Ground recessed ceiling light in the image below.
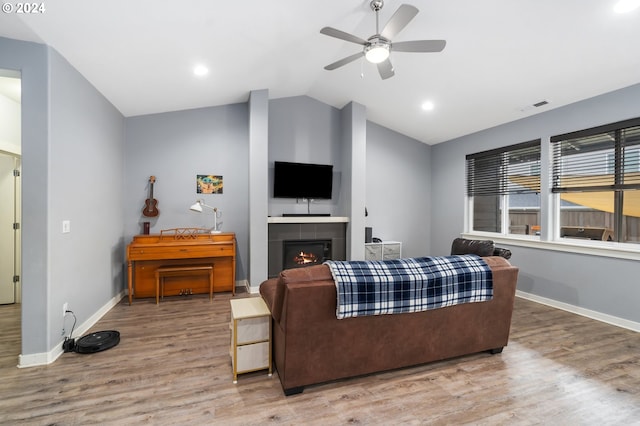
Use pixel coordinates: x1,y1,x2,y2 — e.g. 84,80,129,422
614,0,640,13
193,65,209,77
421,101,435,111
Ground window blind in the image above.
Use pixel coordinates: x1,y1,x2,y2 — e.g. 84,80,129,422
551,120,640,193
466,140,541,196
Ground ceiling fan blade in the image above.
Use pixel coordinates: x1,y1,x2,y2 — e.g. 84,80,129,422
377,59,395,80
380,4,419,40
392,40,446,53
324,52,365,70
320,27,367,45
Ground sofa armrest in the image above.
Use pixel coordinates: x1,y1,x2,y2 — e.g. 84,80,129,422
259,278,279,319
493,247,512,259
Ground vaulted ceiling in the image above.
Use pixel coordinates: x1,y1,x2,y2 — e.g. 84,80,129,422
1,0,639,144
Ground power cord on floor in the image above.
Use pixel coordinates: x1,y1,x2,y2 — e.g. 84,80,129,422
62,310,77,353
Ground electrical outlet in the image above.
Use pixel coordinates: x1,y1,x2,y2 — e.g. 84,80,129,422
63,302,68,317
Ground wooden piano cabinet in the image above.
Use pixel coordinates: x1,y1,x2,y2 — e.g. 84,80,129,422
126,232,236,304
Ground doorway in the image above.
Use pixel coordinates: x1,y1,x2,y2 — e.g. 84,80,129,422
0,152,21,304
0,71,22,366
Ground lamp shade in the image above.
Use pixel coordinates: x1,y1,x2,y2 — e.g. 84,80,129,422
189,199,221,233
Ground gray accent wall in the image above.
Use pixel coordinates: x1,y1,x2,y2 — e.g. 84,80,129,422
123,104,250,281
431,82,640,323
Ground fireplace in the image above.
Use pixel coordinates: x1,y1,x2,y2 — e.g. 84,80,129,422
282,239,332,270
268,219,346,278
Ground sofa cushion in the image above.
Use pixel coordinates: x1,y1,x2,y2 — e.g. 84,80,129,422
451,237,495,257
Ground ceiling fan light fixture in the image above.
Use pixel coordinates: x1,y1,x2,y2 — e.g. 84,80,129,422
365,43,390,64
320,2,446,79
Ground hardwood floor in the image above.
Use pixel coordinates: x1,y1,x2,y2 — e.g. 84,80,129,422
1,294,639,425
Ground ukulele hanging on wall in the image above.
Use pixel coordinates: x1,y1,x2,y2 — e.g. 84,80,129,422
142,175,159,217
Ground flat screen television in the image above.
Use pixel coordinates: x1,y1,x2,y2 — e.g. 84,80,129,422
273,161,333,199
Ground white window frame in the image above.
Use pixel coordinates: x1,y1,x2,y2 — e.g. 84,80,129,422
463,119,640,261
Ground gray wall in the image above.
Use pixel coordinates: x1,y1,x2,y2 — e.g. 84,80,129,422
0,37,125,357
122,95,423,288
341,102,367,260
248,90,269,287
431,82,640,323
48,49,125,346
366,122,431,258
124,104,250,281
267,96,343,217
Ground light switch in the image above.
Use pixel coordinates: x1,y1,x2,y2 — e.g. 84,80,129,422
62,220,71,233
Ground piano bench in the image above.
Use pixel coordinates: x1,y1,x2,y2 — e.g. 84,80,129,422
155,265,214,304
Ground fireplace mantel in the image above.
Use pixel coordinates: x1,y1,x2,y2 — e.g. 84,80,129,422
267,216,349,224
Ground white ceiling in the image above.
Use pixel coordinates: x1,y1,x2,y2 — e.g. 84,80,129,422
1,0,639,145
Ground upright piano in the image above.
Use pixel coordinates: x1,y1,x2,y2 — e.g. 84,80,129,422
126,230,236,304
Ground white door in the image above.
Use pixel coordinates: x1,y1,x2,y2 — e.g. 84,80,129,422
0,153,19,304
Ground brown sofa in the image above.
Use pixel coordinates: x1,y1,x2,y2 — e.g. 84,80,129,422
259,256,519,395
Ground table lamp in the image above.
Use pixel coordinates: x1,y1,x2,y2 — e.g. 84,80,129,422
189,199,222,233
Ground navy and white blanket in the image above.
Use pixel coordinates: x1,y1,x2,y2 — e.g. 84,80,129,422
325,255,493,319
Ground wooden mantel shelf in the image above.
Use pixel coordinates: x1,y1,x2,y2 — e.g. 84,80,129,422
267,216,349,224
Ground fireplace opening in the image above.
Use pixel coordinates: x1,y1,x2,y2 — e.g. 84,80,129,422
283,239,332,270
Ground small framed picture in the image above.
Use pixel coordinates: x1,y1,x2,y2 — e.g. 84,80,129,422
197,175,223,194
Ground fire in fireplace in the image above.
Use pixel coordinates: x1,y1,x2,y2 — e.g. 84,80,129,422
282,239,332,270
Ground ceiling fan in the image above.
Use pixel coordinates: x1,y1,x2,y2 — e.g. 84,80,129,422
320,0,446,80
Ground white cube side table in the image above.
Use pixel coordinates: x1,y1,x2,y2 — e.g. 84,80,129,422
229,297,272,383
364,241,402,260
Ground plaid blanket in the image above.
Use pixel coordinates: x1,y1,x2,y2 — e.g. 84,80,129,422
325,255,493,319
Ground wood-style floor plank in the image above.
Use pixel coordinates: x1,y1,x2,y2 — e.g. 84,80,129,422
0,293,639,425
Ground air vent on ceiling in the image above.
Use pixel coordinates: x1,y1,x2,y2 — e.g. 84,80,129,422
520,99,551,112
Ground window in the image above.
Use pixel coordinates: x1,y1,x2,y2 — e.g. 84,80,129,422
551,118,640,244
466,140,541,236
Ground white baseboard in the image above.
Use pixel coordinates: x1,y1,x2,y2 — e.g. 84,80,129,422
235,279,251,294
18,291,125,368
516,290,640,332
